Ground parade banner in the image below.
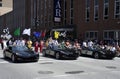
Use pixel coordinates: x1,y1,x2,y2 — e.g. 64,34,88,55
54,0,61,22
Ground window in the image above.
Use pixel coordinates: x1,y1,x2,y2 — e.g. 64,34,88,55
94,0,99,21
104,31,115,40
115,0,120,19
103,0,109,19
85,0,90,22
85,31,98,40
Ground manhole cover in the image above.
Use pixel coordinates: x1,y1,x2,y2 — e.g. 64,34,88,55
65,71,84,74
39,62,53,64
38,71,54,74
106,66,117,69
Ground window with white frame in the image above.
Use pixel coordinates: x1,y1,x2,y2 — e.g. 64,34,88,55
85,0,90,22
115,0,120,19
94,0,99,21
85,31,98,40
103,0,109,19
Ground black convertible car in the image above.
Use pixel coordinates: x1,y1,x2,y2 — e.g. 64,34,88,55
3,46,39,62
42,45,79,60
80,46,117,59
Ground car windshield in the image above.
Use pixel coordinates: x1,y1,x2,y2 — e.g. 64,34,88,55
12,46,28,51
53,45,66,50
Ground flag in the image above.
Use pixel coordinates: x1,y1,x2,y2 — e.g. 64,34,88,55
54,31,60,39
14,28,20,36
22,28,31,36
41,30,46,38
33,32,41,38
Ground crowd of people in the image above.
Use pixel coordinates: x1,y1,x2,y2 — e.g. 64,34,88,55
0,37,120,56
0,37,44,53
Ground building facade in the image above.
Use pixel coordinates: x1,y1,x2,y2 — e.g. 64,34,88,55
75,0,120,42
26,0,120,41
0,0,13,16
0,0,25,36
0,0,120,42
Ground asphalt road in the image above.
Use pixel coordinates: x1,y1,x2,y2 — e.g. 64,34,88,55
0,49,120,79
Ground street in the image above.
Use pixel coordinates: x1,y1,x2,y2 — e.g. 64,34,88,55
0,49,120,79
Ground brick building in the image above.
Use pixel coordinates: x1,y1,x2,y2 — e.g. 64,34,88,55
0,0,120,42
26,0,120,42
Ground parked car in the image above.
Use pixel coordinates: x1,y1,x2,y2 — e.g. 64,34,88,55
42,45,79,60
3,45,39,62
79,46,116,59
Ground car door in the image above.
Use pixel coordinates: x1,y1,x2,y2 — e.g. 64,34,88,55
86,49,93,56
81,47,88,54
45,48,50,55
49,48,55,56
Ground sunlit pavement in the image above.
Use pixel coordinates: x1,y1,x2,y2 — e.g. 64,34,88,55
0,48,120,79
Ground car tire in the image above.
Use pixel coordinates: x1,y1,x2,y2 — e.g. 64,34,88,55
55,52,60,59
93,52,99,59
11,54,17,63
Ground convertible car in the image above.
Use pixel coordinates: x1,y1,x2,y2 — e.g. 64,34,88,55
3,46,39,62
79,46,117,59
42,45,79,60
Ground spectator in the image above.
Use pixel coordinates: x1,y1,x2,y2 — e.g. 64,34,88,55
34,41,39,52
0,38,4,50
39,40,44,53
27,39,33,49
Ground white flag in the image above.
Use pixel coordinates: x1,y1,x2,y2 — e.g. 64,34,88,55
22,28,31,36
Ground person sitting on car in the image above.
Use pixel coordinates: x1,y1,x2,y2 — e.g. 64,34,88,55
115,45,120,56
65,40,72,49
88,40,94,50
73,40,81,50
82,40,88,48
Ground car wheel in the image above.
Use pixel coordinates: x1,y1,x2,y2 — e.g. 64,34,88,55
11,54,17,63
3,51,7,59
93,52,99,59
55,52,60,59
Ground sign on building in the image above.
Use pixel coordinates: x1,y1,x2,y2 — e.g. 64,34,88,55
54,0,61,22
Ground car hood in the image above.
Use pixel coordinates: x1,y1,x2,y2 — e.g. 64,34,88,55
57,49,75,54
14,50,37,56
